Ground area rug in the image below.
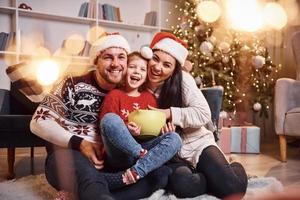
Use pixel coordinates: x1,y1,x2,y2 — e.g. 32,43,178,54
0,174,283,200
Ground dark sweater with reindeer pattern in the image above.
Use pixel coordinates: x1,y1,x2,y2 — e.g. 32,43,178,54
30,71,108,154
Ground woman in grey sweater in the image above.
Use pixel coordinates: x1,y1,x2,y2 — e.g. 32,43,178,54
146,32,248,199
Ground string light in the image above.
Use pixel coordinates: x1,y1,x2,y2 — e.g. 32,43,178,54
168,0,280,115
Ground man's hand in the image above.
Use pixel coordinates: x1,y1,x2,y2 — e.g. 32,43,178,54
127,122,141,136
79,139,104,170
161,122,176,134
148,105,171,120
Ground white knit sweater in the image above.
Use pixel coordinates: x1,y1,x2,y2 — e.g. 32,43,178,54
165,71,219,167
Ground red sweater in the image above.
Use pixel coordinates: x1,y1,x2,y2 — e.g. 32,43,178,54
99,89,157,123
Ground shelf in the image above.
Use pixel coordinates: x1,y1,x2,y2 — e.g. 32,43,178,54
161,27,173,32
0,50,17,56
1,0,178,69
20,52,89,60
18,9,97,25
98,19,159,32
16,8,159,32
0,6,16,14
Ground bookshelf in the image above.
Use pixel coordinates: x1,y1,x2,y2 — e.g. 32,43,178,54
0,0,179,89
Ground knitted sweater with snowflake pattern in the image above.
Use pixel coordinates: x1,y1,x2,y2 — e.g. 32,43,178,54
30,71,108,153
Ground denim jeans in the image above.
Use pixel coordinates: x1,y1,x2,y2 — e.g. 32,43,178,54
45,149,113,200
100,113,182,178
45,148,171,200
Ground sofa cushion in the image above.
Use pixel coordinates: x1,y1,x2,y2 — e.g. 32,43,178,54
284,107,300,136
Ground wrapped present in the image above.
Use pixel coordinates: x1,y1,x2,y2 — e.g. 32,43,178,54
231,126,260,153
218,127,231,154
221,111,253,127
222,118,235,127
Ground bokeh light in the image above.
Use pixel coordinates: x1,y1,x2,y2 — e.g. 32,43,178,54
21,30,44,54
226,0,263,32
86,26,105,44
64,34,85,55
279,0,298,24
36,59,60,86
263,2,287,30
196,1,221,23
33,46,51,57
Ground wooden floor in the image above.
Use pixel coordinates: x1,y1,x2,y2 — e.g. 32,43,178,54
0,138,300,188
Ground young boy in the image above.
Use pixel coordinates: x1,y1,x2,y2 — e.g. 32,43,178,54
99,51,182,188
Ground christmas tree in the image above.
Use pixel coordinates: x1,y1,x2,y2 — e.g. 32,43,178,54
170,0,284,118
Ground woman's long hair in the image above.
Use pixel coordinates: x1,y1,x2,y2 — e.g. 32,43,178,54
157,57,184,136
157,58,194,168
157,60,183,110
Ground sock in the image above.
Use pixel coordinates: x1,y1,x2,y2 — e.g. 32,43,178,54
103,172,126,190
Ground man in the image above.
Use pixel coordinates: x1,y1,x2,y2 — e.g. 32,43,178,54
30,33,170,200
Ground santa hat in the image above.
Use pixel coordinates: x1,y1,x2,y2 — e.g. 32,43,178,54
89,32,130,64
149,32,188,66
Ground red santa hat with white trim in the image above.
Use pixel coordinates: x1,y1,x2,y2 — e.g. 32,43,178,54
90,32,130,64
146,32,188,66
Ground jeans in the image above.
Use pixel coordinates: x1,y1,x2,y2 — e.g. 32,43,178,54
167,145,248,199
45,149,113,200
100,113,182,178
45,148,171,200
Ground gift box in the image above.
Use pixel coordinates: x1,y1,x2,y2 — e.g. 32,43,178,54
230,126,260,153
221,112,253,127
218,127,231,154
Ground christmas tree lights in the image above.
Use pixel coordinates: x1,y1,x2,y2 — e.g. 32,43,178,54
168,0,283,117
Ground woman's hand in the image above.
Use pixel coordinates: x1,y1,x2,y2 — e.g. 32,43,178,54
127,122,141,136
79,139,104,170
148,105,172,120
161,122,176,134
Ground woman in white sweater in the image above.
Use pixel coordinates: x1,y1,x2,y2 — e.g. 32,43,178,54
146,32,248,199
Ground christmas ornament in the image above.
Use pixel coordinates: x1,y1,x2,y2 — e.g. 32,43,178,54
218,42,230,53
220,110,228,119
252,55,265,69
194,25,206,35
171,1,282,117
253,102,262,111
222,56,229,63
200,41,214,54
180,22,189,31
194,76,202,87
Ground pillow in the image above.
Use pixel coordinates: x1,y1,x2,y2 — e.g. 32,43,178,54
6,62,46,103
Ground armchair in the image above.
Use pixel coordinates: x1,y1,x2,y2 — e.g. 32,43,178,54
274,31,300,162
0,85,45,179
201,86,224,141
